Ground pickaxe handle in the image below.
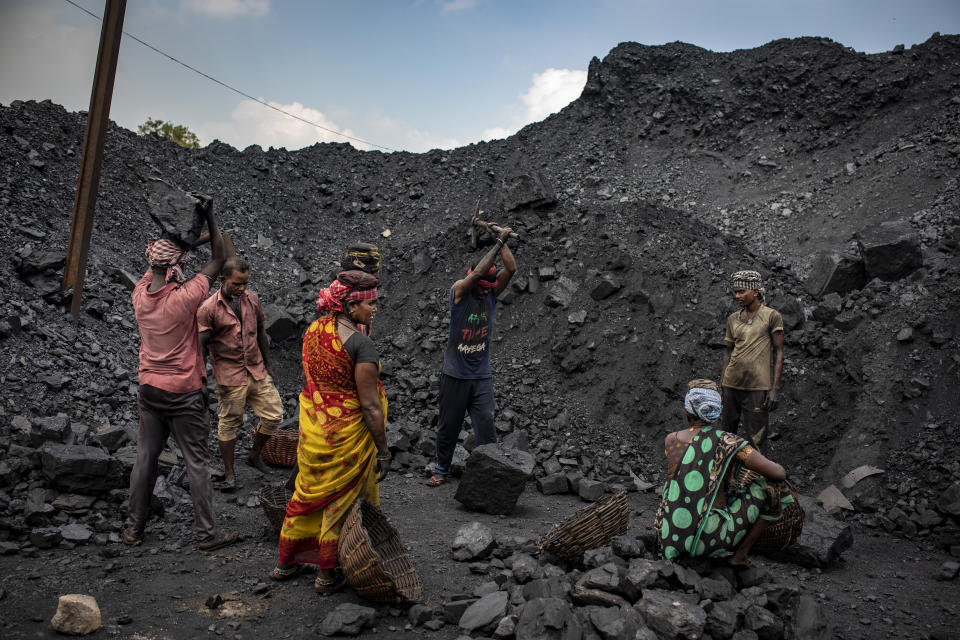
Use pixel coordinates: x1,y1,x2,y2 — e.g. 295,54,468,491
474,218,519,240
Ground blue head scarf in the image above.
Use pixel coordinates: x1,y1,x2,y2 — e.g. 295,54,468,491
684,387,722,424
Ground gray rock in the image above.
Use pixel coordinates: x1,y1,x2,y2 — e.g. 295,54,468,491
59,523,93,543
515,597,583,640
501,172,556,211
784,594,830,640
545,276,579,309
707,600,741,638
455,444,535,515
443,598,478,623
511,553,539,584
583,547,621,569
460,591,508,632
590,276,620,301
769,495,853,568
942,484,960,517
502,429,531,452
857,219,923,281
408,604,434,626
91,423,132,452
621,559,659,597
37,416,71,443
732,631,760,640
264,305,299,342
30,526,62,549
319,603,376,636
938,561,960,581
578,479,606,502
452,521,496,561
744,604,783,640
634,589,706,640
811,292,843,323
770,296,804,330
584,605,645,640
805,251,866,296
610,536,645,560
577,564,621,594
537,473,569,495
24,488,54,525
146,178,205,246
831,309,863,331
16,250,65,277
523,576,572,601
12,415,41,447
494,615,517,639
41,444,118,492
700,576,734,601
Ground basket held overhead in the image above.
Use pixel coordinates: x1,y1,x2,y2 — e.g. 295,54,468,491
538,490,629,562
338,500,423,604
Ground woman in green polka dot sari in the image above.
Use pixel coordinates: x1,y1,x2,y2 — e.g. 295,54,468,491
655,380,791,566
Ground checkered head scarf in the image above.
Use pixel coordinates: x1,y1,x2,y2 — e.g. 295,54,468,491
732,269,765,299
684,387,723,424
145,238,189,284
316,270,379,313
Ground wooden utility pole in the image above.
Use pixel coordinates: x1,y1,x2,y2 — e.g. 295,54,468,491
62,0,127,315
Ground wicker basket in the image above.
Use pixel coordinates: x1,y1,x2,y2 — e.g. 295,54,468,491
261,428,299,467
257,484,292,532
337,500,423,604
538,490,629,562
736,471,805,553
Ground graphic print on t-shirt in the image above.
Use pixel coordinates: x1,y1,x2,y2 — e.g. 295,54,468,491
458,304,490,355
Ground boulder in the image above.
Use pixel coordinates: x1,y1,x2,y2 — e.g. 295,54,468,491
510,553,539,584
634,589,706,640
41,444,118,492
707,600,741,638
805,251,867,297
584,605,646,640
37,415,71,442
16,250,65,277
578,478,606,502
264,305,299,342
744,604,783,640
770,295,804,330
857,219,922,281
769,495,853,568
59,523,94,544
545,277,579,309
515,597,583,640
460,590,509,632
537,473,569,495
146,178,205,246
523,576,572,601
455,444,535,515
452,521,496,561
91,423,132,452
51,594,101,635
811,292,843,323
784,594,830,640
610,536,646,560
30,526,62,549
318,603,376,636
501,172,556,211
590,276,620,301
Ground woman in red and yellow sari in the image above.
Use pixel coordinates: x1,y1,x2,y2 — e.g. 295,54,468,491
270,270,390,594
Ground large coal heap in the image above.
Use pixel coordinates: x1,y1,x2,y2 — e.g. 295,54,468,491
1,34,959,551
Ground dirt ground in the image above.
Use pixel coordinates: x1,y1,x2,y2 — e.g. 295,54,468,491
1,472,958,640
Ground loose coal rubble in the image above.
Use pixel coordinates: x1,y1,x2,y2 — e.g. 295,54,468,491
1,33,959,637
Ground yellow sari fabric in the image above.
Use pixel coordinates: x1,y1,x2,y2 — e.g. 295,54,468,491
277,314,387,568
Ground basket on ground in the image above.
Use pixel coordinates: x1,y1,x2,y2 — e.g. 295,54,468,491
260,428,299,467
337,500,422,603
736,472,804,553
538,490,629,562
257,484,292,533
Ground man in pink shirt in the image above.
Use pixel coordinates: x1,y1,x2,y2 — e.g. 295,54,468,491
198,256,282,491
124,196,238,551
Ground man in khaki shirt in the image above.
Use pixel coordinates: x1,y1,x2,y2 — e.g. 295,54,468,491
720,270,784,446
198,256,282,490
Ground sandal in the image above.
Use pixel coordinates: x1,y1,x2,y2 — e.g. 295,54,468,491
214,476,239,492
121,527,143,546
198,530,239,551
269,564,309,581
314,571,346,596
425,474,449,487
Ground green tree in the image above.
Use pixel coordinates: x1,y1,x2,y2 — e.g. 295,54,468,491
137,117,200,149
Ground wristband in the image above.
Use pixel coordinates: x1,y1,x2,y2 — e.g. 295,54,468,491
496,238,504,248
376,452,392,461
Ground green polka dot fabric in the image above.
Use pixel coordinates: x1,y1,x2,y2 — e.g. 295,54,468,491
655,427,786,561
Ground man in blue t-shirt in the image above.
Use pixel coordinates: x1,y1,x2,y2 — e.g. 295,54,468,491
427,227,516,486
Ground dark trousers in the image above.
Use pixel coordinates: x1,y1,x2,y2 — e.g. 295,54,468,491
722,387,769,447
127,384,216,540
435,374,496,475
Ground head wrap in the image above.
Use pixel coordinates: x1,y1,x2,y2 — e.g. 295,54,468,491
316,270,379,313
467,265,498,290
732,269,765,300
145,238,189,284
341,244,382,274
684,387,723,424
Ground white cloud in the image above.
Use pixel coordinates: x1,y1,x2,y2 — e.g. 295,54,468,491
480,67,586,141
197,99,359,150
180,0,269,19
369,114,460,152
438,0,483,13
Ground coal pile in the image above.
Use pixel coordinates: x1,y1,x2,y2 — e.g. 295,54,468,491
0,33,959,610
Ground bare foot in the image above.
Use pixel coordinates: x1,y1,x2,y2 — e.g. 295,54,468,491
728,555,753,568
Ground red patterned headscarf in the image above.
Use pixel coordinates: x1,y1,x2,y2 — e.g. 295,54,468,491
316,270,379,313
467,265,497,290
145,238,189,284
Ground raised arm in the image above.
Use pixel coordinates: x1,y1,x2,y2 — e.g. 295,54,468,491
453,227,513,302
196,195,225,280
494,236,517,297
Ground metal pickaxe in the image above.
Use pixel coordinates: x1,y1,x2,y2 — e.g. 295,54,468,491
470,197,519,249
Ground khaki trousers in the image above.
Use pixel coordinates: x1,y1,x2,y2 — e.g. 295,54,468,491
214,374,283,441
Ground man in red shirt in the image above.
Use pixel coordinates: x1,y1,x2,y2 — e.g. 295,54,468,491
198,256,282,491
124,196,238,551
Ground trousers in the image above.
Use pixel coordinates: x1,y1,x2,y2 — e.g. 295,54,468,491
214,374,283,441
126,384,217,540
435,374,496,475
722,387,769,447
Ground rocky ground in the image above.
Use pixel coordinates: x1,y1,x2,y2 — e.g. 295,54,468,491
1,34,959,639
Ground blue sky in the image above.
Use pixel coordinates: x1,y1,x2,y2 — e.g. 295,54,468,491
1,0,958,152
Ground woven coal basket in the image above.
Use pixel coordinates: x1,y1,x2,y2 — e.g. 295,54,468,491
257,484,292,533
337,500,422,604
260,427,299,467
736,470,805,553
538,490,629,562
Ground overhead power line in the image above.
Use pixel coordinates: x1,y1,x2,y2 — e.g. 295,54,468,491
63,0,397,152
